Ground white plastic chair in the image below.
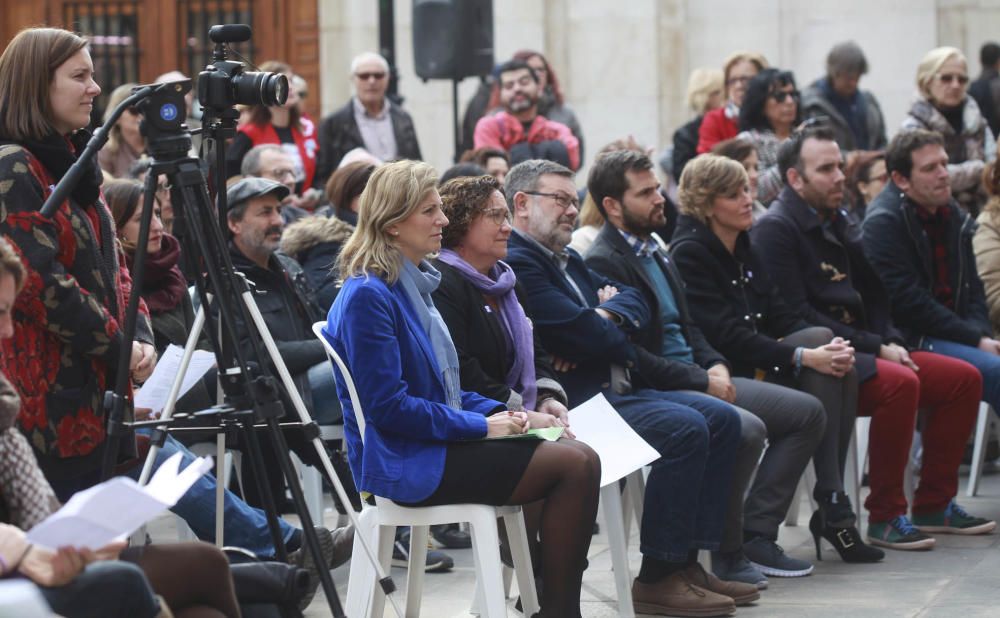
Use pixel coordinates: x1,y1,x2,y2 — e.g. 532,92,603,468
600,470,645,618
312,322,538,617
967,402,999,497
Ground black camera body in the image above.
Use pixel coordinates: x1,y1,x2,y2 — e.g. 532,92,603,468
138,79,192,159
197,24,288,111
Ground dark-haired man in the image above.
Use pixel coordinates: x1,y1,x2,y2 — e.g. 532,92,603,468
585,150,825,584
969,42,1000,138
473,60,580,170
756,126,991,546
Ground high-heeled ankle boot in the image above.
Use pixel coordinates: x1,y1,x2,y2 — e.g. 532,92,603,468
809,509,884,563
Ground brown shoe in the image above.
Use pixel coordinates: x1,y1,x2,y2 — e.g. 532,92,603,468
632,572,736,617
682,562,760,606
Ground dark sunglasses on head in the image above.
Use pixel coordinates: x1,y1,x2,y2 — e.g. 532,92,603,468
769,90,800,103
355,71,386,81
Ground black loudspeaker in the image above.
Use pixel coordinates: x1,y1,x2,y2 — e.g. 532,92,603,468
413,0,494,80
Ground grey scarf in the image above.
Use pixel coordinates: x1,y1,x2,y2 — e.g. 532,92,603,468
397,260,463,410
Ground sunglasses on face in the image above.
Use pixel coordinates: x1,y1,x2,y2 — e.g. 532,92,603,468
938,73,969,85
769,90,800,103
355,72,386,81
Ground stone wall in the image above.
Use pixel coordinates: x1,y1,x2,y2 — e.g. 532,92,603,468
318,0,1000,183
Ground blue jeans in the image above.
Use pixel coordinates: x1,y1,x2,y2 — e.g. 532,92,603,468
308,361,343,425
920,337,1000,415
38,560,160,618
604,388,741,561
134,431,297,558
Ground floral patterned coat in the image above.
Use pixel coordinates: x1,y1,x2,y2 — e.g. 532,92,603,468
0,143,151,480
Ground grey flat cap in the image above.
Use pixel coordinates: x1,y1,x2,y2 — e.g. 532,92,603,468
226,177,290,210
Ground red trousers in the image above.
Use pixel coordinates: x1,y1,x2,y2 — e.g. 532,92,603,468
859,351,981,522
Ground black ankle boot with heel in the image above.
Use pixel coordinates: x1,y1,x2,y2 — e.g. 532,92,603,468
809,493,884,563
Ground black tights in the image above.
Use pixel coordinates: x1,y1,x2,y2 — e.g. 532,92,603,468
123,542,242,618
505,439,600,618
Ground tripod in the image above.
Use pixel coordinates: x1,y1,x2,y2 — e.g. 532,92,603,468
41,80,402,617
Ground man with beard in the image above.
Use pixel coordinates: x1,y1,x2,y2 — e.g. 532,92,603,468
584,150,825,585
754,126,991,547
474,60,580,171
863,129,1000,436
505,159,755,616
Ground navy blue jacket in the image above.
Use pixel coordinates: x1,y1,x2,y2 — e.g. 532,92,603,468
506,231,652,405
861,181,991,348
324,272,503,503
753,186,905,381
584,222,728,391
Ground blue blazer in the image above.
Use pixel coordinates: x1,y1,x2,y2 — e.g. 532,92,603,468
324,272,504,503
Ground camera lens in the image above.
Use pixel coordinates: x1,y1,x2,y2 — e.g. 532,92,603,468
233,71,288,107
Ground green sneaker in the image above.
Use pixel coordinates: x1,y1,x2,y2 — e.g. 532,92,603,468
912,501,997,535
867,516,935,550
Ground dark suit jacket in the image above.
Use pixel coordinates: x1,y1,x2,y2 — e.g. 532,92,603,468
431,259,567,407
508,231,681,405
862,181,991,348
315,98,423,186
753,186,906,380
584,223,728,392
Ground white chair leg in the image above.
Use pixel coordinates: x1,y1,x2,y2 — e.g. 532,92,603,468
346,507,381,618
406,526,429,618
371,523,395,618
845,430,860,517
601,483,636,618
967,402,992,497
297,455,324,528
469,510,507,617
502,507,539,615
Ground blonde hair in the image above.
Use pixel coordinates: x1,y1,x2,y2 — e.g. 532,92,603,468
723,51,769,98
337,159,439,284
686,68,724,113
916,46,967,100
104,83,138,153
677,154,748,224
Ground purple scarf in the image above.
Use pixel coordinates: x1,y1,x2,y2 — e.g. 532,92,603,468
437,249,537,409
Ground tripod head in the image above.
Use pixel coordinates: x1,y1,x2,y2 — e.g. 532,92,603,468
138,80,194,161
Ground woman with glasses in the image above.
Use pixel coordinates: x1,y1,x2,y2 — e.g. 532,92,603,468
902,47,996,216
697,51,768,154
98,83,144,178
737,68,802,206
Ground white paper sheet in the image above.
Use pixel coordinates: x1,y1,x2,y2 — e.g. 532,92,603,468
568,393,659,487
26,453,212,550
134,344,216,415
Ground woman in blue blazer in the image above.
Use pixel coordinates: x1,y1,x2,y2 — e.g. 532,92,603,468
324,160,600,618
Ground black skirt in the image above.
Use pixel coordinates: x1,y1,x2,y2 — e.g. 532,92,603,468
396,439,541,507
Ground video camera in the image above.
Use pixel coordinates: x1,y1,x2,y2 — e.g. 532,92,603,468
198,24,288,112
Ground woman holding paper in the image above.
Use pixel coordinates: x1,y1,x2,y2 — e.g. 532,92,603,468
325,160,600,617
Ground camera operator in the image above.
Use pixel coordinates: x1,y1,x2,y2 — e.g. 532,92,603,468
0,27,157,496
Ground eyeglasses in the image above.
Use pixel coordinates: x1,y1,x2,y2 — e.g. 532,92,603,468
524,191,580,210
264,168,297,180
726,75,752,87
481,207,512,226
769,90,800,103
355,71,386,81
938,73,969,85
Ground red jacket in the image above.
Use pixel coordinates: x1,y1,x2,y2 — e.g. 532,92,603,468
697,108,739,154
238,120,319,189
474,111,580,170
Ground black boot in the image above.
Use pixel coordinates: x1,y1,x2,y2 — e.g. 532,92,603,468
809,493,884,563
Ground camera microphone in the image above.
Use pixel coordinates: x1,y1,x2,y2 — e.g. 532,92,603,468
208,24,252,44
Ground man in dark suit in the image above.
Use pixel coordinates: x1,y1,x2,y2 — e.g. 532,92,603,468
504,159,753,616
584,150,824,585
315,52,422,186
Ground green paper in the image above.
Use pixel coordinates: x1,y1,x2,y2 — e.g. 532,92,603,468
487,426,565,441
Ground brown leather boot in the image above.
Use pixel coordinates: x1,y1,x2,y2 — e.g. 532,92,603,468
682,561,760,605
632,572,736,617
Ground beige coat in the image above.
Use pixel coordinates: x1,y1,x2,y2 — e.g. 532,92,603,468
974,208,1000,333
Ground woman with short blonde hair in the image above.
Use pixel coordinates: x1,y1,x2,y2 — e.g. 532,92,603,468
676,154,749,223
902,46,995,215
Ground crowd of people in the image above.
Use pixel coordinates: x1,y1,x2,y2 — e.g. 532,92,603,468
4,21,1000,618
